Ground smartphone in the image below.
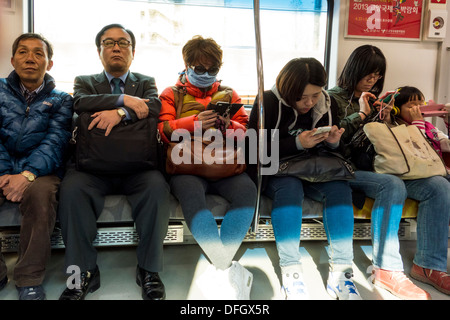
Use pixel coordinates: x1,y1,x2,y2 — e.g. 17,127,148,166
206,101,243,118
312,126,332,136
420,103,447,117
381,93,399,104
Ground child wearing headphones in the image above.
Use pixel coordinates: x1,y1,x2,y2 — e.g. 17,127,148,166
388,86,450,158
377,86,450,295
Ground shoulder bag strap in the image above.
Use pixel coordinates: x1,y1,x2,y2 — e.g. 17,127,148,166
171,86,185,119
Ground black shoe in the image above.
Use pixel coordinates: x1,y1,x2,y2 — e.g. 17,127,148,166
59,266,100,300
0,276,7,291
16,285,46,300
136,266,165,300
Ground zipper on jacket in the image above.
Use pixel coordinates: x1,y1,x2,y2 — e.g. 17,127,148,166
15,104,31,153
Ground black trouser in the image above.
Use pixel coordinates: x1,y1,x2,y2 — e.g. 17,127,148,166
58,167,170,273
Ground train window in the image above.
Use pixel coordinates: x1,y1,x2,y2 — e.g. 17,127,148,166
33,0,329,99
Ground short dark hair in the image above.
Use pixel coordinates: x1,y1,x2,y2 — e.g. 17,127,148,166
95,23,136,51
394,86,425,109
12,33,53,60
276,57,327,108
337,45,386,97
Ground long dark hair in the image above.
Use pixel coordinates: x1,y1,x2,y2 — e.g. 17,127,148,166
338,45,386,97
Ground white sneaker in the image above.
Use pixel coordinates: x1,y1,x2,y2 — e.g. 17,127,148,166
196,264,234,300
229,261,253,300
281,265,309,300
326,270,362,300
196,262,253,300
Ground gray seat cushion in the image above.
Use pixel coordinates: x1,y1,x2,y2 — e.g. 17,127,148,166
0,194,324,227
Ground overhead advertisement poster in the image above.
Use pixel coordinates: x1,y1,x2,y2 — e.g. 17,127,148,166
346,0,424,40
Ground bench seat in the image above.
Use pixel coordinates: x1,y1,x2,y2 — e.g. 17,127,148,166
0,193,417,252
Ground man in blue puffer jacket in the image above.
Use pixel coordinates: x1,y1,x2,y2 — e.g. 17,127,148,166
0,33,73,300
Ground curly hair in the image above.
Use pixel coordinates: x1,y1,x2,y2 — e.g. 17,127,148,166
182,35,223,68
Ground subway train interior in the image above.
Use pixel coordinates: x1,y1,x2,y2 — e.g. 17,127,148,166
0,0,449,305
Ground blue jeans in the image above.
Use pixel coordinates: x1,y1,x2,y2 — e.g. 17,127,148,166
350,171,407,271
265,176,354,269
404,176,450,272
170,173,256,270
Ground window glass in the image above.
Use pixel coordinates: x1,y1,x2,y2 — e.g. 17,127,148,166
34,0,328,99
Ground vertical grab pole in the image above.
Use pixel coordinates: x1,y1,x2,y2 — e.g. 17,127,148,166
251,0,264,234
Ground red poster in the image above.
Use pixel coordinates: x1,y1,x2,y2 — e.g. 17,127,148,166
347,0,424,40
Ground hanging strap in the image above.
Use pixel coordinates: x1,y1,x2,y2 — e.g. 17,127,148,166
171,86,186,119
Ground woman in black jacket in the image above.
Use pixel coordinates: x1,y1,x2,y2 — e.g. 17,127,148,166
248,58,359,300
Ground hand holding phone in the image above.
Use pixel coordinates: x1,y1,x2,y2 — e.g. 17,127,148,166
312,126,332,136
381,93,399,104
378,90,399,104
206,101,243,118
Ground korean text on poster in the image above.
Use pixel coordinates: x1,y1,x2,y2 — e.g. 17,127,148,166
347,0,423,40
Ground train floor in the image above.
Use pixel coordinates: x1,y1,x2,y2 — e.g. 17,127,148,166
0,239,449,301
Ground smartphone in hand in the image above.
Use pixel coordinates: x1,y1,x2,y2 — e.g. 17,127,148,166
206,101,243,118
312,126,332,136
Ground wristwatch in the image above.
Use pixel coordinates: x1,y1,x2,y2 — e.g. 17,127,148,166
117,108,126,119
21,170,36,182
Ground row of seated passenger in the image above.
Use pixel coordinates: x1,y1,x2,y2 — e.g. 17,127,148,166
1,105,448,250
0,186,421,251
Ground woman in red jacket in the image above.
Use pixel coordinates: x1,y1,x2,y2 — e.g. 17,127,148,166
158,35,256,300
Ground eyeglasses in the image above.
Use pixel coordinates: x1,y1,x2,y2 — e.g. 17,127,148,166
102,39,131,48
190,65,220,76
363,73,383,81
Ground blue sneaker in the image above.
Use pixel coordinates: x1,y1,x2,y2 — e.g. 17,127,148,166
17,285,46,300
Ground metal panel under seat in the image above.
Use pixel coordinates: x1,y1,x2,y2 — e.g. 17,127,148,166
0,193,416,252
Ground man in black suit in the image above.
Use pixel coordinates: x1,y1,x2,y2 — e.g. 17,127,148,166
58,24,170,300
